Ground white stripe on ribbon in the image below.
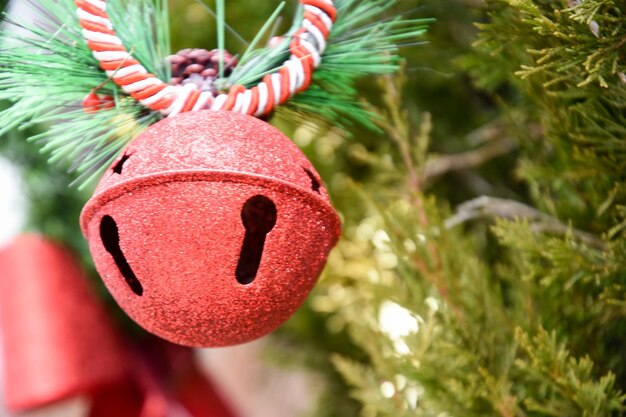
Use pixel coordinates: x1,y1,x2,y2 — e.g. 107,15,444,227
76,8,112,28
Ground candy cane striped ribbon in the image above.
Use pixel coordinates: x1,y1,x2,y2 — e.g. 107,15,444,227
76,0,336,117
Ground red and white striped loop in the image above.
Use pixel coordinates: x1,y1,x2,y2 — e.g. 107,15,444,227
76,0,336,117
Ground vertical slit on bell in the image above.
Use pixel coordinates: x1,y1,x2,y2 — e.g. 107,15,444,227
236,195,277,285
303,167,321,194
100,215,143,296
236,234,267,285
113,154,131,175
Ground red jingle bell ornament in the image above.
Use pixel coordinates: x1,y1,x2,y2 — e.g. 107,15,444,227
81,111,341,347
71,0,344,347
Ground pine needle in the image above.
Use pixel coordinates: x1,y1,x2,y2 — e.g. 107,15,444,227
236,1,286,68
216,0,226,79
192,0,249,47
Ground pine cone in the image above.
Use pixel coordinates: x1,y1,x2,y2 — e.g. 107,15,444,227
168,49,238,94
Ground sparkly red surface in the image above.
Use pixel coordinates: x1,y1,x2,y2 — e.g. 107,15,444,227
81,111,341,347
0,235,128,411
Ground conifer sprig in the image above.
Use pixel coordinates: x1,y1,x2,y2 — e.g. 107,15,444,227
468,0,626,223
0,0,428,186
230,0,432,129
0,0,166,187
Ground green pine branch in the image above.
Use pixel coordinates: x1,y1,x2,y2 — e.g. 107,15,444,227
289,63,626,416
0,0,427,187
0,0,166,188
229,0,432,131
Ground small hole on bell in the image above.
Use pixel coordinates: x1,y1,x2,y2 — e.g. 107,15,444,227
100,215,143,296
236,195,277,285
112,153,131,175
303,167,321,194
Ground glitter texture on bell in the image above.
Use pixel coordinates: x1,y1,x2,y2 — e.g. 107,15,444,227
81,111,341,347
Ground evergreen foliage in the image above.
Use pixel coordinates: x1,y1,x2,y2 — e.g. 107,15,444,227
275,1,626,416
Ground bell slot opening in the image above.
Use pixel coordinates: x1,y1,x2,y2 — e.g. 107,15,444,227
236,195,277,285
112,153,132,175
303,167,321,194
100,215,143,296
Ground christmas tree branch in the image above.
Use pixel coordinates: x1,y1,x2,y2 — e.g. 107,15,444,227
424,138,517,180
375,74,466,324
0,0,430,185
445,196,605,248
